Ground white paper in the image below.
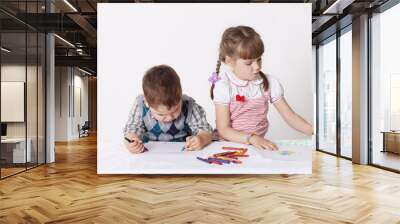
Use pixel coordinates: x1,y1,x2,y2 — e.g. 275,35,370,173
98,141,311,174
256,144,310,162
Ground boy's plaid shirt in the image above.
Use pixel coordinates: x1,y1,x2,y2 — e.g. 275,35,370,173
123,95,213,140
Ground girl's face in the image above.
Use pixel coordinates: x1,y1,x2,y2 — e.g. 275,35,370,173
226,56,262,81
149,101,182,122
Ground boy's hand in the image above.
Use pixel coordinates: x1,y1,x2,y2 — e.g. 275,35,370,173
184,131,212,151
249,135,278,151
185,136,203,151
124,133,145,154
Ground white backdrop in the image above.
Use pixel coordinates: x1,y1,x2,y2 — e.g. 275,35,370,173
98,3,313,148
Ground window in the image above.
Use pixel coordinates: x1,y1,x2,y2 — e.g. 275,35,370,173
0,1,47,179
318,36,337,155
340,28,352,158
370,2,400,171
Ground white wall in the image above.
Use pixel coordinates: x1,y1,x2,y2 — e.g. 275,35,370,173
55,67,89,141
55,66,68,141
98,4,314,147
72,72,89,138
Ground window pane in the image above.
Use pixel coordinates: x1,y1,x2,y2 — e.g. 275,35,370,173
318,37,337,154
371,3,400,171
27,31,38,169
340,29,352,158
1,31,27,178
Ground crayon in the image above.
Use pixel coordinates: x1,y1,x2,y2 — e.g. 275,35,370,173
223,156,238,160
231,160,242,164
232,154,248,157
215,156,239,162
197,157,211,164
124,137,134,143
124,137,148,151
222,146,247,150
209,157,230,164
213,152,237,157
208,159,223,165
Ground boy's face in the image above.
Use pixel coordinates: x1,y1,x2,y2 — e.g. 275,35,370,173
149,101,182,122
226,56,262,81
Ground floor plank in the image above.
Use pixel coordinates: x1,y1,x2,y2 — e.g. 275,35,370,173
1,134,400,223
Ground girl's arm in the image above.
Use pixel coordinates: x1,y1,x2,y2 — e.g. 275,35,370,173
215,104,250,143
273,98,313,136
215,104,277,150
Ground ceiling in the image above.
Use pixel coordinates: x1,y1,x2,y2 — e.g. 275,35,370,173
0,0,392,75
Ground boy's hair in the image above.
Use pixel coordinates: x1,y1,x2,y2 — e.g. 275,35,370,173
210,26,269,99
142,65,182,109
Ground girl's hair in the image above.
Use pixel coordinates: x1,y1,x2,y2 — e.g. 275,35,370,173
210,26,269,99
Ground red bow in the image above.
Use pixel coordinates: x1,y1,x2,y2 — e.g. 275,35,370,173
236,94,245,102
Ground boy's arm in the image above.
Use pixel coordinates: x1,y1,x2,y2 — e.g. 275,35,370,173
187,103,213,147
273,97,313,136
123,99,146,140
195,131,212,148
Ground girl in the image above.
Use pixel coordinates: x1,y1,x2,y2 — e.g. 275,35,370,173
210,26,313,150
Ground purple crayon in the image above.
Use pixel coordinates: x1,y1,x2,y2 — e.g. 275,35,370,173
197,157,211,164
209,157,230,164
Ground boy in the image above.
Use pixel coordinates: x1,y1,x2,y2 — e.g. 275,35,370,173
124,65,213,153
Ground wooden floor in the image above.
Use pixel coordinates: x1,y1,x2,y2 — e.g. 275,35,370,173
373,151,400,171
1,135,400,224
1,167,26,178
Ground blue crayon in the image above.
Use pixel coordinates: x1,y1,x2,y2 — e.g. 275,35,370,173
210,158,230,164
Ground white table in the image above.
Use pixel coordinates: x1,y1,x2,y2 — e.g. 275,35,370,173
98,141,312,174
1,138,32,163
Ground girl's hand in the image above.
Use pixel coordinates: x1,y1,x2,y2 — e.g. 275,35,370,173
124,133,145,154
185,136,203,151
249,135,278,151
